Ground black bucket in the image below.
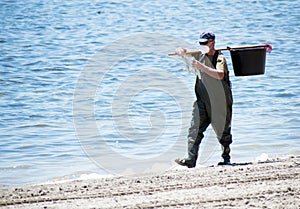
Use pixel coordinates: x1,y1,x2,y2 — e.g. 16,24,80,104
230,47,266,76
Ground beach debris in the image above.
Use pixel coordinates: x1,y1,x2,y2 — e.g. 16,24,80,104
255,153,269,163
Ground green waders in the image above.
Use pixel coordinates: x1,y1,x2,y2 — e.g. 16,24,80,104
187,76,233,165
181,51,233,166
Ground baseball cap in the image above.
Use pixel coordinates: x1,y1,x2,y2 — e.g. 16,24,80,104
199,32,215,43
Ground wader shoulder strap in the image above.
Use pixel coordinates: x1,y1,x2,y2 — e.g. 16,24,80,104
213,50,231,87
212,50,220,68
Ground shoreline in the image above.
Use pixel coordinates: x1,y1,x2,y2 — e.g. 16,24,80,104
1,156,299,208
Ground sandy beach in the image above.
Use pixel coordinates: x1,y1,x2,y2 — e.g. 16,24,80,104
1,156,299,209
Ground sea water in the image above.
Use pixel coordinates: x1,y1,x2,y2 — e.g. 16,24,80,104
1,0,300,187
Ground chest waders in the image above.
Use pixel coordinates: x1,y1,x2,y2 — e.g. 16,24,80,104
186,50,233,166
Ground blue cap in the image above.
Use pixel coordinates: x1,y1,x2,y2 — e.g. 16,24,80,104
199,32,215,43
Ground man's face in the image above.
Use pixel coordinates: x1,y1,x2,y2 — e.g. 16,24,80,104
200,40,214,48
200,40,215,53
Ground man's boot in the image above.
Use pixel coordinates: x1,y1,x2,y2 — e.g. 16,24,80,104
175,101,207,168
218,146,231,165
175,144,198,168
175,133,203,168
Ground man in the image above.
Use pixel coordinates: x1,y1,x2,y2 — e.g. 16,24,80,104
175,32,233,167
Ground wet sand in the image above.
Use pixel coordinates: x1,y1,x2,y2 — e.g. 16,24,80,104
1,156,299,209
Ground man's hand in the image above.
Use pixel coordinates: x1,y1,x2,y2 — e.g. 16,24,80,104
175,47,187,57
192,59,224,80
192,59,203,70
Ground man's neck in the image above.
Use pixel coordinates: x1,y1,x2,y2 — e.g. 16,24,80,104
207,48,215,56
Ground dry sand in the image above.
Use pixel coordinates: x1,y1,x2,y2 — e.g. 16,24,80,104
1,156,299,209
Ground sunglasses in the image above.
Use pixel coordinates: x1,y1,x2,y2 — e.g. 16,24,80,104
199,41,208,45
199,40,213,45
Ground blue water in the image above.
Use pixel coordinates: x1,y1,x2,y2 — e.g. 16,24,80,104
1,0,300,187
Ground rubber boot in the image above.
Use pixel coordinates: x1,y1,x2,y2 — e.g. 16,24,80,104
175,100,208,168
175,142,199,168
218,146,231,165
175,132,203,168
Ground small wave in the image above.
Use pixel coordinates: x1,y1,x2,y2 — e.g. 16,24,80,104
17,124,51,128
42,173,114,186
78,173,114,180
0,164,33,170
0,91,10,96
274,92,296,98
24,60,44,66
